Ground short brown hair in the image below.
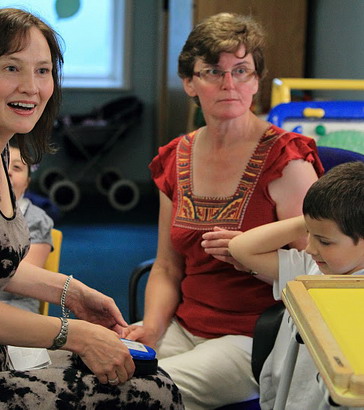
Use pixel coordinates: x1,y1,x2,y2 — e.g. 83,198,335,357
303,161,364,244
178,13,266,80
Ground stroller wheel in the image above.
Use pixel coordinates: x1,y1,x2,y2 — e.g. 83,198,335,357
96,168,122,195
39,167,67,194
49,180,81,212
108,179,140,212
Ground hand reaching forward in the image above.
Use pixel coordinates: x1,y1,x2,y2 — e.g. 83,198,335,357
67,281,128,336
201,226,248,271
121,324,159,350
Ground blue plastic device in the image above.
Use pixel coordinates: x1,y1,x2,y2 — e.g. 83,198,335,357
120,338,156,361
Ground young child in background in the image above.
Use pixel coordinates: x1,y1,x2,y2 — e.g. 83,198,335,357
229,161,364,410
0,140,53,312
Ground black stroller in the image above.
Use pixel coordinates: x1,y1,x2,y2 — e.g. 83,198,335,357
39,96,143,212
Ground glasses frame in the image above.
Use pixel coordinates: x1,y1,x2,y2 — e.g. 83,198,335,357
193,66,256,84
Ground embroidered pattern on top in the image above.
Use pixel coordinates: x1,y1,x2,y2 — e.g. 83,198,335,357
174,127,281,231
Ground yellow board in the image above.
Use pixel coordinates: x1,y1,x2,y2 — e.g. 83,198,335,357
309,288,364,375
282,275,364,406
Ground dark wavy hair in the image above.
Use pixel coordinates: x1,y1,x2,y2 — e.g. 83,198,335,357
0,8,64,164
303,161,364,244
178,12,266,80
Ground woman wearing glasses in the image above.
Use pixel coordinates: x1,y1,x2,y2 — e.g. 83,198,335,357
125,13,323,409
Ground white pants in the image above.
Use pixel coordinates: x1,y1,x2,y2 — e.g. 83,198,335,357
157,319,258,410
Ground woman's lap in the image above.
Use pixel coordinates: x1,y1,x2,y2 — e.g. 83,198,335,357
0,350,184,409
157,320,258,410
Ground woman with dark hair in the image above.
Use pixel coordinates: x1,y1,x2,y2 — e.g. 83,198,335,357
0,8,62,163
124,12,324,409
0,8,183,409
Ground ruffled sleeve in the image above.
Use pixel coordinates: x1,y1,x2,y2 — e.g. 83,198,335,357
23,201,54,249
263,128,325,184
149,136,182,200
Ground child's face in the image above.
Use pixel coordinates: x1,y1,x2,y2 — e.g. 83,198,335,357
305,216,364,275
8,146,30,200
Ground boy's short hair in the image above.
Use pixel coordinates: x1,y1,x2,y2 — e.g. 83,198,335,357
303,161,364,244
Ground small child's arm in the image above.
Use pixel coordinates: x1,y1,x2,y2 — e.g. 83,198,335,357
228,216,307,281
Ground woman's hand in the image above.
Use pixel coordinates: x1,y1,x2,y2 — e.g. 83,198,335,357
67,282,128,336
121,324,160,349
201,226,248,271
70,320,135,385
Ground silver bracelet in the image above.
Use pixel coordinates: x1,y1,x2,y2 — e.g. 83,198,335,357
61,275,73,318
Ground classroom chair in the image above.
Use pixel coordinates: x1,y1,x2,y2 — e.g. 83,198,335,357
39,228,63,315
317,145,364,171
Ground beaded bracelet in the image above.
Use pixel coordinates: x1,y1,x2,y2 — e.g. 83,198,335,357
61,275,73,318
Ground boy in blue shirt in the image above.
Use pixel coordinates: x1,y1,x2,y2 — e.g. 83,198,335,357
229,161,364,410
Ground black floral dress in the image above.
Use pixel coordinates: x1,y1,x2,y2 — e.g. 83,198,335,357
0,148,184,409
0,351,183,409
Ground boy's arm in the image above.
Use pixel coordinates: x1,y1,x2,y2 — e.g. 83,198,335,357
228,216,307,281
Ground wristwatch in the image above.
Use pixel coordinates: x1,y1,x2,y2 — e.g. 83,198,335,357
49,317,69,350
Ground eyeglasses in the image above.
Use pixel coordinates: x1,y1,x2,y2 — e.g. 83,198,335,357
193,66,256,84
